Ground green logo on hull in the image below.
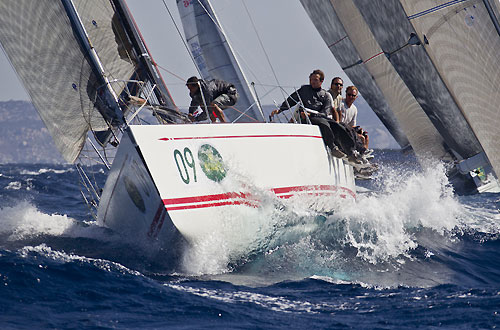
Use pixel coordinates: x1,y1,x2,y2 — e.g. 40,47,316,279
198,144,227,182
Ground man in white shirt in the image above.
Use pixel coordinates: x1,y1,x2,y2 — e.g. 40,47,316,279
340,86,358,127
341,86,369,152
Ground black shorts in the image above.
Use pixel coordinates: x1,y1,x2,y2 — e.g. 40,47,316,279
212,91,238,109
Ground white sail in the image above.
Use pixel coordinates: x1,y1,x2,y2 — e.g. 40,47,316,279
399,0,500,179
0,0,109,163
352,0,483,161
73,0,137,98
301,0,452,160
176,0,263,122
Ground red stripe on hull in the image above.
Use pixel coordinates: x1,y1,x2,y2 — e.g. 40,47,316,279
165,199,259,211
148,202,165,238
159,134,322,141
162,185,355,211
163,191,250,205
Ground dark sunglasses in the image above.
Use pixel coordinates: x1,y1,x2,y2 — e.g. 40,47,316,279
347,93,357,97
333,83,343,86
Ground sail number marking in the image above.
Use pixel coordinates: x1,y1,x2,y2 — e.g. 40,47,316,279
174,147,197,184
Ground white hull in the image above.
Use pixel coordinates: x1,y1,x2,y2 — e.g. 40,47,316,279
97,123,355,244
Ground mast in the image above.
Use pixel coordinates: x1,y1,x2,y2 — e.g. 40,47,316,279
112,0,178,111
62,0,125,126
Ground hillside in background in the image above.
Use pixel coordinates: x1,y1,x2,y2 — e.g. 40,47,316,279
0,97,399,164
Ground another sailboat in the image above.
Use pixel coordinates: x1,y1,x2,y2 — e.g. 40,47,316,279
302,0,500,194
176,0,264,123
0,0,355,247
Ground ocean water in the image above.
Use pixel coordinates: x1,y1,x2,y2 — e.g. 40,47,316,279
1,150,499,329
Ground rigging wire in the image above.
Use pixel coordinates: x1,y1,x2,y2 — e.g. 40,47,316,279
328,35,348,48
407,0,469,20
161,0,202,78
126,84,157,125
194,0,263,87
152,62,187,83
240,0,288,103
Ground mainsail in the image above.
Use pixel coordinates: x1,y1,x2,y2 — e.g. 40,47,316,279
352,0,483,161
0,0,180,163
0,0,109,163
176,0,264,122
300,0,452,160
399,0,500,179
72,0,137,99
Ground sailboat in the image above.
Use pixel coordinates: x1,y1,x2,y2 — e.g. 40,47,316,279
301,0,500,194
0,0,355,246
176,0,264,123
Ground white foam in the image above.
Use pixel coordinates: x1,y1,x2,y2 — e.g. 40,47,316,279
178,160,494,279
19,168,73,176
5,181,22,190
166,283,340,313
19,244,142,276
0,201,109,241
327,162,465,263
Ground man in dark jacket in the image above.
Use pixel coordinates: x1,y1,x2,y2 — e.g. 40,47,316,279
186,76,238,123
270,69,346,158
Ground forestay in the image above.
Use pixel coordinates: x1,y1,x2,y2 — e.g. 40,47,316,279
0,0,109,163
176,0,263,122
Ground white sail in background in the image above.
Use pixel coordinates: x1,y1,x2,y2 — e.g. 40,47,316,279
352,0,483,161
0,0,109,163
400,0,500,179
301,0,453,160
176,0,263,122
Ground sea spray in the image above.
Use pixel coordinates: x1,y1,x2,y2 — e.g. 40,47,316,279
2,162,500,328
179,159,474,286
334,160,463,263
177,162,350,275
0,201,77,241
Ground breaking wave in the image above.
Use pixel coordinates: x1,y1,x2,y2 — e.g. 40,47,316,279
178,160,500,288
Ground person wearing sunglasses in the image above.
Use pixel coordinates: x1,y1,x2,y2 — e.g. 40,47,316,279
327,77,344,122
186,76,239,123
340,86,358,127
